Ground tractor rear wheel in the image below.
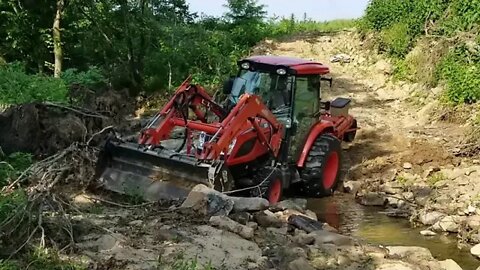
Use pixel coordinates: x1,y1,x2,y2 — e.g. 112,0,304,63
250,167,283,204
299,134,342,197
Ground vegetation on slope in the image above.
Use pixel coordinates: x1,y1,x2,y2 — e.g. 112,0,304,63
361,0,480,104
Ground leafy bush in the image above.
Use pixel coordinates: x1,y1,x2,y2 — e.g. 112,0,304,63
0,152,33,188
61,66,107,90
0,248,85,270
0,63,68,105
437,48,480,104
379,22,412,57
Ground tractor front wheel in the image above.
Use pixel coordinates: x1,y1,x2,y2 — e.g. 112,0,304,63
250,168,283,204
299,134,342,197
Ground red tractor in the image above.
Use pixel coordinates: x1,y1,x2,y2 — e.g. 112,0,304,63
97,56,357,203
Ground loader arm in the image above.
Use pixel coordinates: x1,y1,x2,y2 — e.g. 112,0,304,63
139,77,226,145
201,94,285,161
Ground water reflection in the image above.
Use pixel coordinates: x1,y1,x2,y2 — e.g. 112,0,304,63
307,194,479,270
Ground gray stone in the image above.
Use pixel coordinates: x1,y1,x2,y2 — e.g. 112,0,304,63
209,216,254,239
439,259,463,270
270,199,307,212
467,215,480,229
287,247,307,258
470,243,480,259
356,192,387,206
181,184,234,216
374,59,393,74
403,162,413,169
376,262,415,270
231,196,269,212
420,230,437,236
403,192,414,201
254,210,284,228
386,197,406,208
229,212,251,225
293,233,315,245
343,181,362,194
246,222,258,230
435,216,461,233
386,246,433,261
128,220,143,226
309,230,353,246
380,182,403,195
419,211,446,225
288,258,315,270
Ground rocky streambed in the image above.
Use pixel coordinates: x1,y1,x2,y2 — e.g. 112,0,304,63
70,184,469,270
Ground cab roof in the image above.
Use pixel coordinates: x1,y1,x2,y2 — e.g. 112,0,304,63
241,55,330,75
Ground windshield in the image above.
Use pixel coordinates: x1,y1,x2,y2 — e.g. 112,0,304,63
229,70,292,111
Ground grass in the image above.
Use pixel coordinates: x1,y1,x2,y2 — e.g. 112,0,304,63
426,172,447,187
0,247,86,270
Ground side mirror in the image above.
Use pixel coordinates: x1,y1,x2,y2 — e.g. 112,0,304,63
223,77,235,95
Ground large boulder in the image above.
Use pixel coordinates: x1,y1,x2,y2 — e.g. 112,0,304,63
181,184,234,216
231,197,269,212
418,211,446,226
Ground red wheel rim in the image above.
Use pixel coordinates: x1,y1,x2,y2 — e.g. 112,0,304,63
268,179,282,204
323,152,339,189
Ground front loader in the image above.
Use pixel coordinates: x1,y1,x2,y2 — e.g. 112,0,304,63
96,55,358,203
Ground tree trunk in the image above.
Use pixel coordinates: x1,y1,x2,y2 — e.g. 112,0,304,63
53,0,64,78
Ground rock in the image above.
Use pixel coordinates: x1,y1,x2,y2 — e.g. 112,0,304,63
287,247,307,258
380,182,403,195
275,209,317,223
386,246,433,261
288,258,315,270
95,234,124,251
330,54,352,63
253,210,284,228
466,205,477,215
128,220,143,226
403,162,413,169
470,243,480,258
386,197,406,208
374,59,393,74
419,211,446,225
467,215,480,229
376,262,415,270
155,228,181,242
73,194,94,209
309,230,353,246
266,226,288,236
181,184,234,216
439,259,463,270
229,212,251,225
231,196,269,212
435,216,461,233
293,233,315,245
420,230,437,236
356,192,387,206
287,214,324,233
343,181,362,193
246,222,258,230
209,216,254,239
403,192,414,201
270,199,307,212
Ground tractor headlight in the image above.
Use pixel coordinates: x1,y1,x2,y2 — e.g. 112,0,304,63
277,68,287,75
241,62,250,70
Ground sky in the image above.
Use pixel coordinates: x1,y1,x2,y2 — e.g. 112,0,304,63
186,0,370,21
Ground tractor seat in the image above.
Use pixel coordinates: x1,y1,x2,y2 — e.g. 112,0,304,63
330,97,351,109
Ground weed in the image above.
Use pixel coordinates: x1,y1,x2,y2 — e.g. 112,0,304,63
427,172,447,186
0,152,33,188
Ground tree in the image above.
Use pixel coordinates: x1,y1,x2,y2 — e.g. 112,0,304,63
53,0,64,77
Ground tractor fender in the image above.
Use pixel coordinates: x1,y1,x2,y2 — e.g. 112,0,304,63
296,121,335,168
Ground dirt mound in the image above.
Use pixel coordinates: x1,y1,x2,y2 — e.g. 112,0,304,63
0,90,137,157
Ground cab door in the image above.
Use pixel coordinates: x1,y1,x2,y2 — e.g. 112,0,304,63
288,75,320,161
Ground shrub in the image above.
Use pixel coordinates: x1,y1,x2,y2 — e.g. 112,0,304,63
0,152,33,188
380,22,412,57
61,66,107,90
437,47,480,104
0,62,68,105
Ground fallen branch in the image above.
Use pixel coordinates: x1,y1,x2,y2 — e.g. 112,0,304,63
87,125,114,145
44,101,108,119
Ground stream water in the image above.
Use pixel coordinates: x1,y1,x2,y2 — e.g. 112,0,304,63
307,194,479,270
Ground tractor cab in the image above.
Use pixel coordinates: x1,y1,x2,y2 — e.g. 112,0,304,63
223,56,333,159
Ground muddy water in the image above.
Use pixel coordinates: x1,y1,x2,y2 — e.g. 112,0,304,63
307,194,480,270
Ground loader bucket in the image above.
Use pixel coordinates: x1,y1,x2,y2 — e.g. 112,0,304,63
96,138,214,202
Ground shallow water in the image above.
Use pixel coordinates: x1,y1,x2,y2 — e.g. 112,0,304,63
307,194,480,270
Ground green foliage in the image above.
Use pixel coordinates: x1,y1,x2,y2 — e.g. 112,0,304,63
61,66,107,90
0,248,86,270
0,63,68,105
0,152,33,188
267,17,357,37
437,46,480,104
379,22,412,57
0,189,27,226
427,172,447,186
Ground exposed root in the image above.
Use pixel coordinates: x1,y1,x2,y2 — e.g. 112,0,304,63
0,142,99,257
